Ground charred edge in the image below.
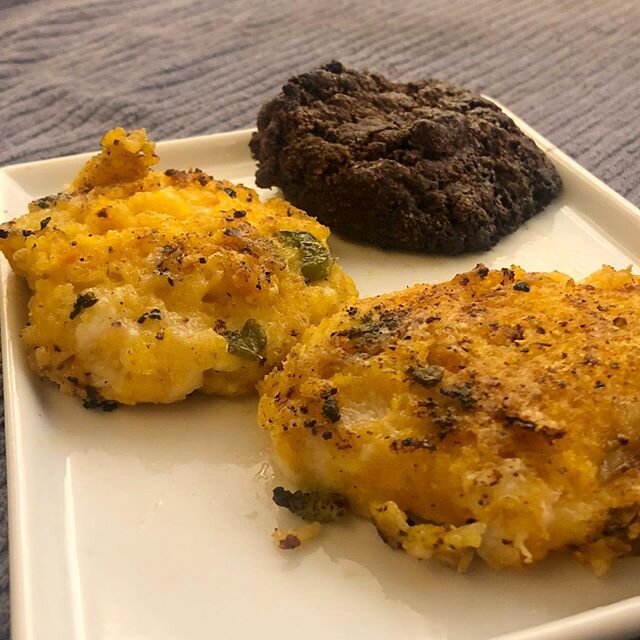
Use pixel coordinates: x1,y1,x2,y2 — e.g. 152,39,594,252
439,384,476,409
34,195,57,209
475,264,489,278
322,395,341,422
70,292,98,319
272,486,349,523
333,309,403,343
503,415,566,441
137,308,162,324
408,365,444,388
82,386,118,411
602,505,640,538
390,437,436,452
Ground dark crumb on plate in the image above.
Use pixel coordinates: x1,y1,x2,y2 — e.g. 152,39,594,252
278,533,301,549
272,522,322,550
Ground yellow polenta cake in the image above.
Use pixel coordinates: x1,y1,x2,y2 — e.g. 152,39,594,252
260,265,640,573
0,128,356,407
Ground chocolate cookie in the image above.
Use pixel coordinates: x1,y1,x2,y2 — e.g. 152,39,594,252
250,61,562,254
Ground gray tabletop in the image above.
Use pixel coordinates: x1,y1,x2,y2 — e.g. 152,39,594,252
1,0,639,637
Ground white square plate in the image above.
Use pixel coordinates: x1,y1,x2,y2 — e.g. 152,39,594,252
1,113,640,640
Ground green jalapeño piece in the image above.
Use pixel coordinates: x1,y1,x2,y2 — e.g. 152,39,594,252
277,230,332,282
225,318,267,362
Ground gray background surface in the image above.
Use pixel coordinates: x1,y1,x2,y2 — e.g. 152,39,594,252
0,0,639,637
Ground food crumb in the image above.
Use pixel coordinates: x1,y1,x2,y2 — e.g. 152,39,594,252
272,522,322,550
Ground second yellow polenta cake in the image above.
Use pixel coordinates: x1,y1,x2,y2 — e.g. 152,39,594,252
0,128,357,407
260,265,640,573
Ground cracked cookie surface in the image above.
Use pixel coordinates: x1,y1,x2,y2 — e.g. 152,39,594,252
251,61,561,254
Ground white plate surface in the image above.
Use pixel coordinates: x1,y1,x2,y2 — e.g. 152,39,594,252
1,115,640,640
